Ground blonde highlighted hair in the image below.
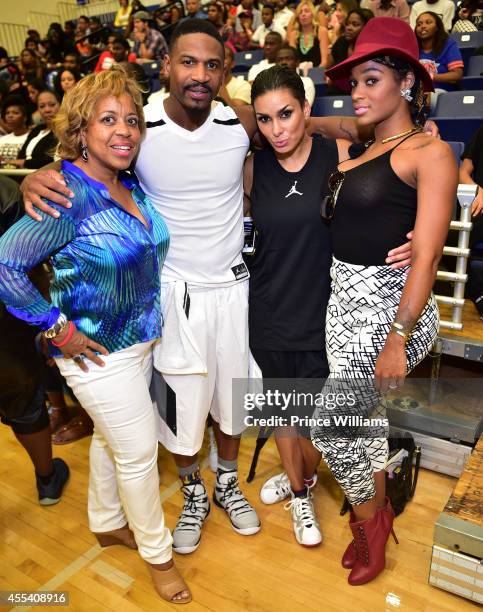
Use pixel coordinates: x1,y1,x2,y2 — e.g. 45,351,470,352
292,1,319,34
53,65,145,161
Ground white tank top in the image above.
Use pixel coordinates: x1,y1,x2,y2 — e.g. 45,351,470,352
135,100,250,286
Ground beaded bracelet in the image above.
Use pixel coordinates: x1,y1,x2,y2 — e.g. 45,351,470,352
51,321,74,347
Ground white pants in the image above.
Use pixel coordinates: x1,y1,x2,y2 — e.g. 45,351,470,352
153,281,250,456
56,340,172,564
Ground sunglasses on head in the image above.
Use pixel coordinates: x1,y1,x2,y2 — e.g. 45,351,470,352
320,169,345,220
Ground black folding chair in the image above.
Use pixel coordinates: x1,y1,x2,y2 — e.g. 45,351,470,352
246,426,273,482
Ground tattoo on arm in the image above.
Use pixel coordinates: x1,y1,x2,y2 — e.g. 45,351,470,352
394,304,417,332
339,118,355,143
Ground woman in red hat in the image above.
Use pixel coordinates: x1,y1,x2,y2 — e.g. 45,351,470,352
311,16,456,584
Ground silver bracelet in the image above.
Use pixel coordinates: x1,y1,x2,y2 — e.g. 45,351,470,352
43,313,68,339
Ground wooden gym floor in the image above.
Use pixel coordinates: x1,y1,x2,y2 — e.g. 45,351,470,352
0,426,478,612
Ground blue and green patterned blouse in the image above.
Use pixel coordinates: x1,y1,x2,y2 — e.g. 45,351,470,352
0,161,170,355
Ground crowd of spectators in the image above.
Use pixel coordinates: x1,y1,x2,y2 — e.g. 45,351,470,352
0,0,481,171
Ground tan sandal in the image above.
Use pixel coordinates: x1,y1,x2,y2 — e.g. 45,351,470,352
94,524,137,549
147,562,192,604
47,404,68,433
51,415,93,445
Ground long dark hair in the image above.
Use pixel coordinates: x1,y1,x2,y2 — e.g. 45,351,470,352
251,65,306,108
416,11,448,58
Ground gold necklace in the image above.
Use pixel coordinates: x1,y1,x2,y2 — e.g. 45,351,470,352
381,126,422,144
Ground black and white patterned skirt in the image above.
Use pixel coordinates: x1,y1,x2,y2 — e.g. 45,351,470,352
326,257,439,378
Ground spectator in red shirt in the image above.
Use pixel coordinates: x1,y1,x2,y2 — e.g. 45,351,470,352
95,35,137,72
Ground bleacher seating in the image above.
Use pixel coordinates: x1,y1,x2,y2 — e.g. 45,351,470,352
432,91,482,145
434,90,483,118
450,31,483,72
450,30,483,49
433,118,481,146
307,68,326,96
311,96,355,117
460,55,483,90
447,142,465,165
233,50,264,66
460,76,483,90
232,69,249,80
467,55,483,76
232,51,263,75
141,62,162,93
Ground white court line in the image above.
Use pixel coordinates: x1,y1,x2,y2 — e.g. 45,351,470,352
11,546,102,612
90,560,133,589
12,457,210,611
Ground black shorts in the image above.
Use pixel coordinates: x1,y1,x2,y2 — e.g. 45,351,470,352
250,349,329,436
250,349,329,379
0,307,49,434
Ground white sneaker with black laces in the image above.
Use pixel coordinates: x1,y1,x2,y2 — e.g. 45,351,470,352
173,481,210,554
284,491,322,547
213,469,261,535
260,471,318,505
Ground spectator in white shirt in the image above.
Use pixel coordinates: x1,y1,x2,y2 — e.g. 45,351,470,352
248,31,283,82
273,0,294,31
219,45,252,105
410,0,455,31
275,43,316,106
0,98,30,166
252,4,286,46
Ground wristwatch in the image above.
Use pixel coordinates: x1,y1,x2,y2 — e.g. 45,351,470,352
43,313,68,339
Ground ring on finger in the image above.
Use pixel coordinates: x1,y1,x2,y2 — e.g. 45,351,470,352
73,355,84,363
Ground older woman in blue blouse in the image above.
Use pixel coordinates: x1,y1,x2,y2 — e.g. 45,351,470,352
0,68,191,604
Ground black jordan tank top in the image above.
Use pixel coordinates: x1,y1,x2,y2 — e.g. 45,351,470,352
331,134,419,266
248,136,338,351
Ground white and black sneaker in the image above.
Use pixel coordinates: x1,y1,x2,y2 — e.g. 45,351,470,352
260,471,318,505
284,491,322,547
173,480,210,554
213,469,261,535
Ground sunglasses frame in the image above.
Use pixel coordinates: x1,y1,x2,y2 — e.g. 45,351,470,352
321,169,345,221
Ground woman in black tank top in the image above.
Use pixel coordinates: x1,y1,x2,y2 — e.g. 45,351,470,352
245,66,415,552
310,18,457,586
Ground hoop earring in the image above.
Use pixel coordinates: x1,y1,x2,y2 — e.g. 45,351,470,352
400,88,413,102
81,144,88,162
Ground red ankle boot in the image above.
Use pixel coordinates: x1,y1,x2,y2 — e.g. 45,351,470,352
341,510,356,569
342,497,397,570
347,507,398,586
380,496,396,528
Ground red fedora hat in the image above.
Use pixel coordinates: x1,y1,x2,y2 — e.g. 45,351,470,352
326,17,434,93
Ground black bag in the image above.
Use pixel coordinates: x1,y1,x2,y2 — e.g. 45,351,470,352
385,432,421,516
339,431,421,517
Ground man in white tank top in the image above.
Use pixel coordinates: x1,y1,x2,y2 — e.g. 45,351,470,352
137,21,264,555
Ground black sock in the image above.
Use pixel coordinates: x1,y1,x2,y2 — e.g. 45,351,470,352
292,487,307,498
37,469,54,484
